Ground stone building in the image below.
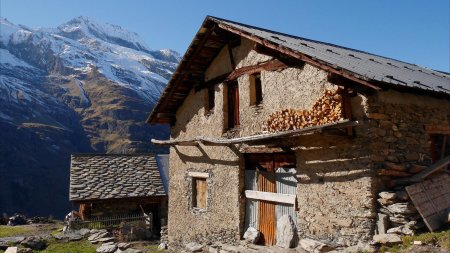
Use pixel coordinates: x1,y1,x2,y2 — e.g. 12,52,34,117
69,154,168,233
147,16,450,249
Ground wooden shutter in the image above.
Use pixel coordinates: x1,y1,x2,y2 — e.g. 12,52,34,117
194,178,207,209
227,81,239,129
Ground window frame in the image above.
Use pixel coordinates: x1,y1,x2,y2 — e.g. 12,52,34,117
192,177,207,209
249,73,263,106
187,171,212,214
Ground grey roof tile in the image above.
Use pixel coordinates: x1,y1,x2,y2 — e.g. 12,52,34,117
69,154,166,201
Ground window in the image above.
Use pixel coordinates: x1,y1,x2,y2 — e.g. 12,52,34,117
206,85,215,112
193,177,207,209
429,134,449,163
226,80,240,129
250,73,263,105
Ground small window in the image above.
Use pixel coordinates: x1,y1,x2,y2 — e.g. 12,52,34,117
193,177,207,209
250,73,263,105
207,85,215,112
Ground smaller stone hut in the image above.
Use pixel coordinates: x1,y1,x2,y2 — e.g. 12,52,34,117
69,154,168,233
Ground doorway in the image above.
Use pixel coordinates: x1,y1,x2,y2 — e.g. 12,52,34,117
244,153,297,246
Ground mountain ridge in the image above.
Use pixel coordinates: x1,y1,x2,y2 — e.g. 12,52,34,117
0,16,176,217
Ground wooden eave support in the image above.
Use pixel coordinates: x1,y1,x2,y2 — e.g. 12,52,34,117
216,23,381,91
151,120,360,146
195,59,289,91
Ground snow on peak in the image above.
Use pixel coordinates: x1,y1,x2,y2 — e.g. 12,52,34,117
1,17,24,45
57,16,150,53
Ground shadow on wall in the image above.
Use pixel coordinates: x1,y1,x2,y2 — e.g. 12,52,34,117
173,145,241,167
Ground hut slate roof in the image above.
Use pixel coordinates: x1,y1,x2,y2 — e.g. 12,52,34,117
70,154,166,201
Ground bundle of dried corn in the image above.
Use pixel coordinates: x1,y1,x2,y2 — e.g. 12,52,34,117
263,89,345,132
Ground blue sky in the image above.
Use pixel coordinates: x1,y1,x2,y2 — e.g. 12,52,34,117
1,0,449,72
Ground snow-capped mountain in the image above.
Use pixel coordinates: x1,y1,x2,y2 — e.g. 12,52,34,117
0,17,178,217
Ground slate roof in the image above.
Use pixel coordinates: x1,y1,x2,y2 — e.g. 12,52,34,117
70,154,166,201
209,16,450,94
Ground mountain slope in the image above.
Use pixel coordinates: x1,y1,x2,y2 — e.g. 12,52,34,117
0,17,177,217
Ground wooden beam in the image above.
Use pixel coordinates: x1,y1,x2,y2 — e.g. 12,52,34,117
245,190,296,205
195,59,289,91
152,120,360,146
239,145,287,153
187,171,210,178
395,155,450,185
216,24,381,91
424,124,450,135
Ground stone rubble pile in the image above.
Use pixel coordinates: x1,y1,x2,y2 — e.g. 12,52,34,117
4,214,55,226
53,228,143,253
7,215,27,226
376,190,423,238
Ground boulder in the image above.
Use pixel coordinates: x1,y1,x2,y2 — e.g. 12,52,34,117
378,192,397,200
117,243,130,250
88,231,110,243
377,198,395,206
276,215,296,249
21,237,47,250
96,237,116,243
386,226,403,234
53,231,83,241
185,242,203,252
0,237,25,248
386,203,417,215
401,226,415,236
78,228,91,237
17,249,32,253
372,234,402,245
96,243,117,253
158,243,167,250
243,227,260,244
120,249,142,253
299,238,332,253
5,247,18,253
376,213,389,234
7,215,27,226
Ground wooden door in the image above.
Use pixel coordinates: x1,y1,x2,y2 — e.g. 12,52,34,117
258,170,276,245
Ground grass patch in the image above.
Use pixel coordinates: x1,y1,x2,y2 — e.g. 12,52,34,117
39,240,97,253
142,244,162,253
0,225,33,237
380,230,450,253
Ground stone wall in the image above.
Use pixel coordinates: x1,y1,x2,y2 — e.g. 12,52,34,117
166,37,450,249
